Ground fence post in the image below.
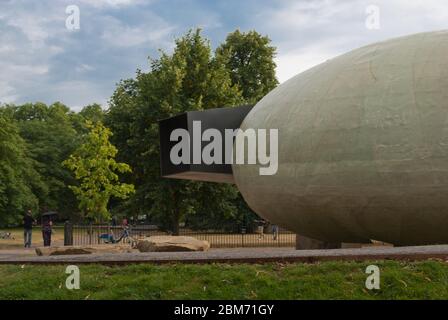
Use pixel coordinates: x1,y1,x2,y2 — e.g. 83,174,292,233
241,226,246,248
64,221,73,246
89,224,93,245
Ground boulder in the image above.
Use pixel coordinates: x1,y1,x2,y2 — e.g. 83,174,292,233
136,236,210,252
35,244,134,256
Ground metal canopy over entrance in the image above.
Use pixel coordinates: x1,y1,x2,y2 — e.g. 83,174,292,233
159,105,253,183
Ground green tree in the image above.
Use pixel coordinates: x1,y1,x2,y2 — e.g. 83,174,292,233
63,121,135,222
106,29,242,233
216,30,278,103
8,102,81,219
79,103,105,124
69,104,106,136
216,30,279,229
0,115,47,225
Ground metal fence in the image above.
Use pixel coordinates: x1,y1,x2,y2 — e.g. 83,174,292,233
64,223,296,248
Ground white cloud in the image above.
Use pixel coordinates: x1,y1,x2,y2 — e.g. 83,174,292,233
9,64,49,75
44,80,109,111
0,44,15,53
78,0,146,8
275,49,333,83
0,0,174,106
4,8,64,46
6,16,49,43
255,0,448,82
75,63,95,73
2,0,448,108
0,81,18,103
0,3,62,103
101,15,175,47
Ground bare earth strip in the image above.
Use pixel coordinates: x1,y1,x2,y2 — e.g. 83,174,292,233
1,245,448,265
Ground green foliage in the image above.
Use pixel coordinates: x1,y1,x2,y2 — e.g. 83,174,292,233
216,30,279,103
78,103,105,124
106,29,243,232
70,104,106,135
0,102,110,225
2,260,448,299
0,28,279,229
63,121,135,222
4,102,83,220
0,115,46,225
105,28,280,231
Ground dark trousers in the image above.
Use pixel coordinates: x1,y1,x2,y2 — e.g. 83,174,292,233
43,230,52,246
24,229,32,248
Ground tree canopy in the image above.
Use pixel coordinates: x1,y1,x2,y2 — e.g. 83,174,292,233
63,121,134,222
216,30,278,103
106,29,278,232
0,102,106,224
0,115,45,225
0,28,278,230
106,29,244,233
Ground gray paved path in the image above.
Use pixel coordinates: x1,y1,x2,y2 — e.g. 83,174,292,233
1,245,448,265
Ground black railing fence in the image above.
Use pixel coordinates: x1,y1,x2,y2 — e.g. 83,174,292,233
64,222,296,248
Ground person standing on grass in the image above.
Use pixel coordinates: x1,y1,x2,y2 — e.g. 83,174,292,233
23,209,35,248
42,216,53,246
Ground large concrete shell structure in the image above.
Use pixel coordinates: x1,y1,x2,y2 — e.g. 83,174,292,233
233,31,448,246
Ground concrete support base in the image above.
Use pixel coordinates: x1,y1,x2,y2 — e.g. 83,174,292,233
295,234,341,250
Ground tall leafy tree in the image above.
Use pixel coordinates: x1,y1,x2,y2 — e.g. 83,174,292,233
0,115,47,225
107,29,243,233
216,30,279,229
216,30,278,104
63,121,135,222
8,102,81,218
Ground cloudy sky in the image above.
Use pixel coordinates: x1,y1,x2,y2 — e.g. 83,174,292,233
1,0,448,110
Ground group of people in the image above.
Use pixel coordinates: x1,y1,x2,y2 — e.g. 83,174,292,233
22,209,53,248
256,220,279,240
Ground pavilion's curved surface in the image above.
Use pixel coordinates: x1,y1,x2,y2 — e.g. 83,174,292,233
233,30,448,246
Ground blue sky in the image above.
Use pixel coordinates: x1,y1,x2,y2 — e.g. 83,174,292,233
1,0,448,110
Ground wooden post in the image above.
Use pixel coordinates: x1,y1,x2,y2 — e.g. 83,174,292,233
64,221,73,246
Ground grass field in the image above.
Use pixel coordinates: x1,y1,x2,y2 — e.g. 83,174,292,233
1,260,448,299
0,228,65,249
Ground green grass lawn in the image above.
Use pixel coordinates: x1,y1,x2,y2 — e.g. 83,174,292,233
1,260,448,299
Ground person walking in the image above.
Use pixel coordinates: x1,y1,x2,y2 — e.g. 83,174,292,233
122,217,130,239
257,220,266,240
23,209,35,248
272,224,279,241
42,216,53,247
